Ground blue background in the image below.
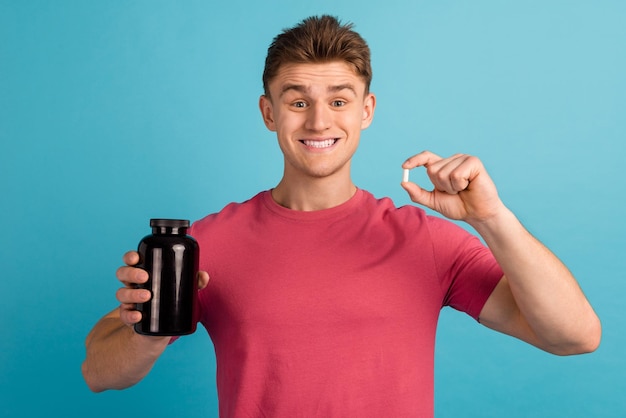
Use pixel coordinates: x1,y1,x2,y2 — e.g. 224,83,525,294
1,1,624,416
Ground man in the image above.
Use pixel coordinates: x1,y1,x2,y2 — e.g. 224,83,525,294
82,15,601,417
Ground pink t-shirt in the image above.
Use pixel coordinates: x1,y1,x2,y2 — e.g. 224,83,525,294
188,189,502,417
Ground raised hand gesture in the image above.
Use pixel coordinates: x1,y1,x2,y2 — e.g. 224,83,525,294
401,151,504,225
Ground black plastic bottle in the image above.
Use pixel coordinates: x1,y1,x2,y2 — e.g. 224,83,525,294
134,219,199,336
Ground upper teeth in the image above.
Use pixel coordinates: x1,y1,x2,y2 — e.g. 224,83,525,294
303,139,336,148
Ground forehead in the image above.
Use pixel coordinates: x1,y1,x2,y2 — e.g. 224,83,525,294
270,61,366,95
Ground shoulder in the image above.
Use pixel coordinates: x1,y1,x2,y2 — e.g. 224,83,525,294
189,191,268,237
361,189,478,244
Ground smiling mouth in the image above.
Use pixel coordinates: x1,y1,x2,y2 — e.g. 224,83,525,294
300,139,338,148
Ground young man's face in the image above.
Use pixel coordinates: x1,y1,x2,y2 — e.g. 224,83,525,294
259,61,375,181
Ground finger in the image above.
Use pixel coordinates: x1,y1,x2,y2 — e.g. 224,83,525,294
443,155,483,193
427,154,471,194
116,287,151,305
400,180,435,210
119,303,142,325
123,250,140,266
403,152,470,194
116,265,148,286
402,150,442,169
197,271,210,290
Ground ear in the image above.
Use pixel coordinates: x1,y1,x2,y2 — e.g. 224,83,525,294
360,92,376,130
259,95,277,132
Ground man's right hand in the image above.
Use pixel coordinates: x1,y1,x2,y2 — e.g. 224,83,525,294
114,250,210,328
82,251,209,392
115,251,151,327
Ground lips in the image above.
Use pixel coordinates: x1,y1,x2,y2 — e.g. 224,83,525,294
301,139,338,148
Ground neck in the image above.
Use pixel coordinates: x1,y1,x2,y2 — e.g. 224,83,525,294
271,176,357,211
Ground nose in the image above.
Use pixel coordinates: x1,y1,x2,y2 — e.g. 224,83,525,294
304,102,331,132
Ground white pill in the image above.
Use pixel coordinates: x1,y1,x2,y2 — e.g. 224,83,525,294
402,168,410,183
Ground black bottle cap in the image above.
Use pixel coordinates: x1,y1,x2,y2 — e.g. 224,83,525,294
150,219,190,228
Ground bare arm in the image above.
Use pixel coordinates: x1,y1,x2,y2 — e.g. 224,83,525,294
82,252,209,392
82,308,170,392
401,151,601,355
471,207,600,355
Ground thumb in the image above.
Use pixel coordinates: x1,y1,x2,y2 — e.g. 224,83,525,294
197,271,210,290
401,181,434,210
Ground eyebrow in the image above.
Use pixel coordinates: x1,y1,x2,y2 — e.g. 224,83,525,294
279,83,358,98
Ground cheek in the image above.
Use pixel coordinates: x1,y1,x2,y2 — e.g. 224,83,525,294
344,112,366,129
276,112,305,131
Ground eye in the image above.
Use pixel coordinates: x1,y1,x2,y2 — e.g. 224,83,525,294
331,100,346,107
292,100,307,108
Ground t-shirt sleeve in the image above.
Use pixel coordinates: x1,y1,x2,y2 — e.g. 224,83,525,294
427,216,503,321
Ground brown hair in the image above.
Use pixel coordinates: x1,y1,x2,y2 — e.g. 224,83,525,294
262,15,372,96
